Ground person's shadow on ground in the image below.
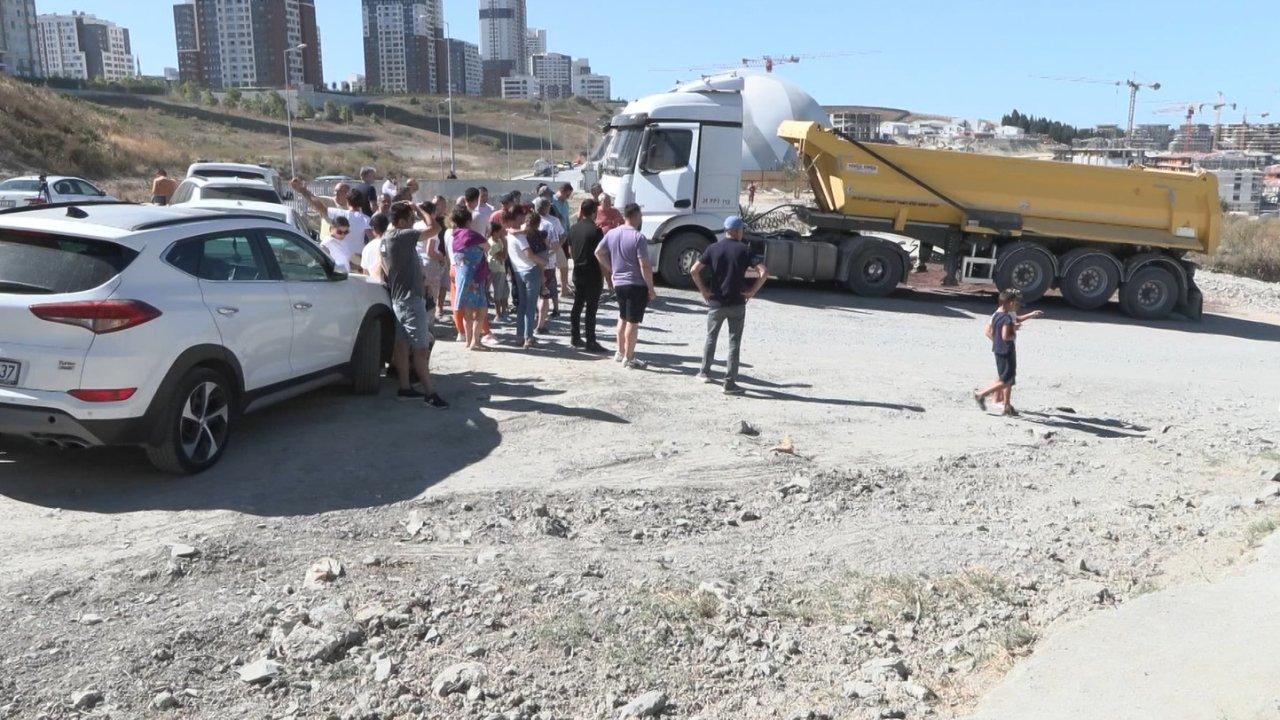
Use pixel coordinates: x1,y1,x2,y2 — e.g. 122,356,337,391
0,371,626,517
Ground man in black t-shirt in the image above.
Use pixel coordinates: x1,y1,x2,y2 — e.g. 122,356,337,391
567,198,607,352
689,216,769,395
349,167,378,216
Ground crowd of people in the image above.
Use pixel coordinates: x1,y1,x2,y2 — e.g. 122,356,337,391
285,170,766,408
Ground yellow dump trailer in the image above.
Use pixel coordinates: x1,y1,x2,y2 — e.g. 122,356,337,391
771,121,1220,319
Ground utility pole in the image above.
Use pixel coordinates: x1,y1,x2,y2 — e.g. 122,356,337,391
445,21,455,177
436,103,446,179
547,100,555,181
1119,76,1160,141
505,115,513,180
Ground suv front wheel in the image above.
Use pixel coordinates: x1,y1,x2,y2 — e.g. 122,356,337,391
145,367,234,474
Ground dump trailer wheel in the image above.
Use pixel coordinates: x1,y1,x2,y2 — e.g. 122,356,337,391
844,243,904,297
1060,254,1120,310
659,232,710,289
995,244,1054,303
1120,265,1179,320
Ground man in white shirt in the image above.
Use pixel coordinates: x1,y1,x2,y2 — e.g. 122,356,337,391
535,196,565,323
380,174,398,201
360,213,391,280
474,186,494,229
292,178,372,272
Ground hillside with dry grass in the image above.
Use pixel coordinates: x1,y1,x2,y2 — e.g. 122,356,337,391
0,76,611,200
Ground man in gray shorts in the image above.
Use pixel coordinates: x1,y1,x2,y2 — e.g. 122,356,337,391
383,201,449,408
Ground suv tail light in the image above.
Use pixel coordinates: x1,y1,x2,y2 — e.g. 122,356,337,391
30,300,162,334
69,388,137,402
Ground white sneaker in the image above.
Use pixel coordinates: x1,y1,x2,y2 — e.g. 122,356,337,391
696,372,714,383
614,353,625,363
624,358,647,370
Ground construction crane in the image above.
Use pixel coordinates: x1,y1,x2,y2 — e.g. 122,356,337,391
1035,74,1160,140
651,50,874,75
1154,102,1205,153
1205,91,1237,150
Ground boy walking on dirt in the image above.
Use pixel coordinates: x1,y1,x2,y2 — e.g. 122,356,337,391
974,289,1042,416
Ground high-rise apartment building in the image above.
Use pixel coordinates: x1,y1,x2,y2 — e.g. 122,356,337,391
173,3,202,84
529,51,570,99
171,0,323,90
0,0,41,77
478,0,525,96
446,38,481,96
362,0,441,94
571,57,610,101
38,12,136,82
524,25,544,70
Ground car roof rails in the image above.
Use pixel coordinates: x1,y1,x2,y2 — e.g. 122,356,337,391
0,200,135,216
131,213,292,231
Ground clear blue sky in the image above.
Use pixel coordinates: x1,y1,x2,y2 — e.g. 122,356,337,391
34,0,1276,128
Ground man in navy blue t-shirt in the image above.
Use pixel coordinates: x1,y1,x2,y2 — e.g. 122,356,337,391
690,216,769,395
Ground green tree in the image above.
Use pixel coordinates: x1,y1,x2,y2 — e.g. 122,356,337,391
262,92,286,119
202,90,218,107
322,100,340,122
225,87,242,109
339,104,354,123
296,99,315,119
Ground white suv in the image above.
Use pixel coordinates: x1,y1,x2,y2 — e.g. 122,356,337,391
0,202,392,474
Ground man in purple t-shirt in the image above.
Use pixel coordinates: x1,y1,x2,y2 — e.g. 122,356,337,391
595,203,657,369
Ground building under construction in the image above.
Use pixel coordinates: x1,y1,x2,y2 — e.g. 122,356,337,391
1217,123,1280,154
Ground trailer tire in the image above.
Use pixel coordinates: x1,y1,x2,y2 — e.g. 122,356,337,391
659,232,710,289
995,244,1054,303
1120,265,1179,320
1060,253,1120,310
844,243,903,297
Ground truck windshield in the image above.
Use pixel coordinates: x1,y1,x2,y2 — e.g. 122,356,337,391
600,128,643,176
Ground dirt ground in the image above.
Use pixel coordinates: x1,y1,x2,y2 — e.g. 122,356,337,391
1,271,1278,720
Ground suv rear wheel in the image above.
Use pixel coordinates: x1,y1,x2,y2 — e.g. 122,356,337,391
145,367,233,474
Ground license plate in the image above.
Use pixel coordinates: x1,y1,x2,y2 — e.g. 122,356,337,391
0,199,14,209
0,359,20,386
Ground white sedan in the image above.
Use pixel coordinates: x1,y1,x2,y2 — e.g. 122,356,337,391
0,175,116,208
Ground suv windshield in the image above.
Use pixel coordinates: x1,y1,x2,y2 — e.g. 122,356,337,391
0,232,138,294
599,128,644,176
202,186,282,204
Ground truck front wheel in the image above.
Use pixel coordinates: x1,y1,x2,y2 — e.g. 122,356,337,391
995,244,1054,303
844,243,903,297
1120,265,1179,320
659,232,710,289
1060,254,1120,310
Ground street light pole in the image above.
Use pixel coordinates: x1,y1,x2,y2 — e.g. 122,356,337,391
444,21,455,177
505,115,512,180
283,43,307,178
436,102,446,179
547,101,555,182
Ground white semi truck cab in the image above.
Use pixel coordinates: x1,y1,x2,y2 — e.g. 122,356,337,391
593,89,746,286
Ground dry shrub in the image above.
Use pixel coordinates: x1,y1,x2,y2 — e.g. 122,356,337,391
1207,215,1280,282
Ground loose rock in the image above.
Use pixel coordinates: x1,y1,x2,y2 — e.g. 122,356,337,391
237,658,281,684
432,662,487,697
617,690,667,718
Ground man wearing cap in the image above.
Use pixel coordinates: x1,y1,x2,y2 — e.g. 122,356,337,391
689,216,769,395
595,203,656,369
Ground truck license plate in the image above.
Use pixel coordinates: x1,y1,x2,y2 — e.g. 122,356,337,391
0,359,20,386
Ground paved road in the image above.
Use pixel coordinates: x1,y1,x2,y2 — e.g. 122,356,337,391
967,534,1280,720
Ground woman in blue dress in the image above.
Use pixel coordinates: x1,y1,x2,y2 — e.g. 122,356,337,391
450,206,491,351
